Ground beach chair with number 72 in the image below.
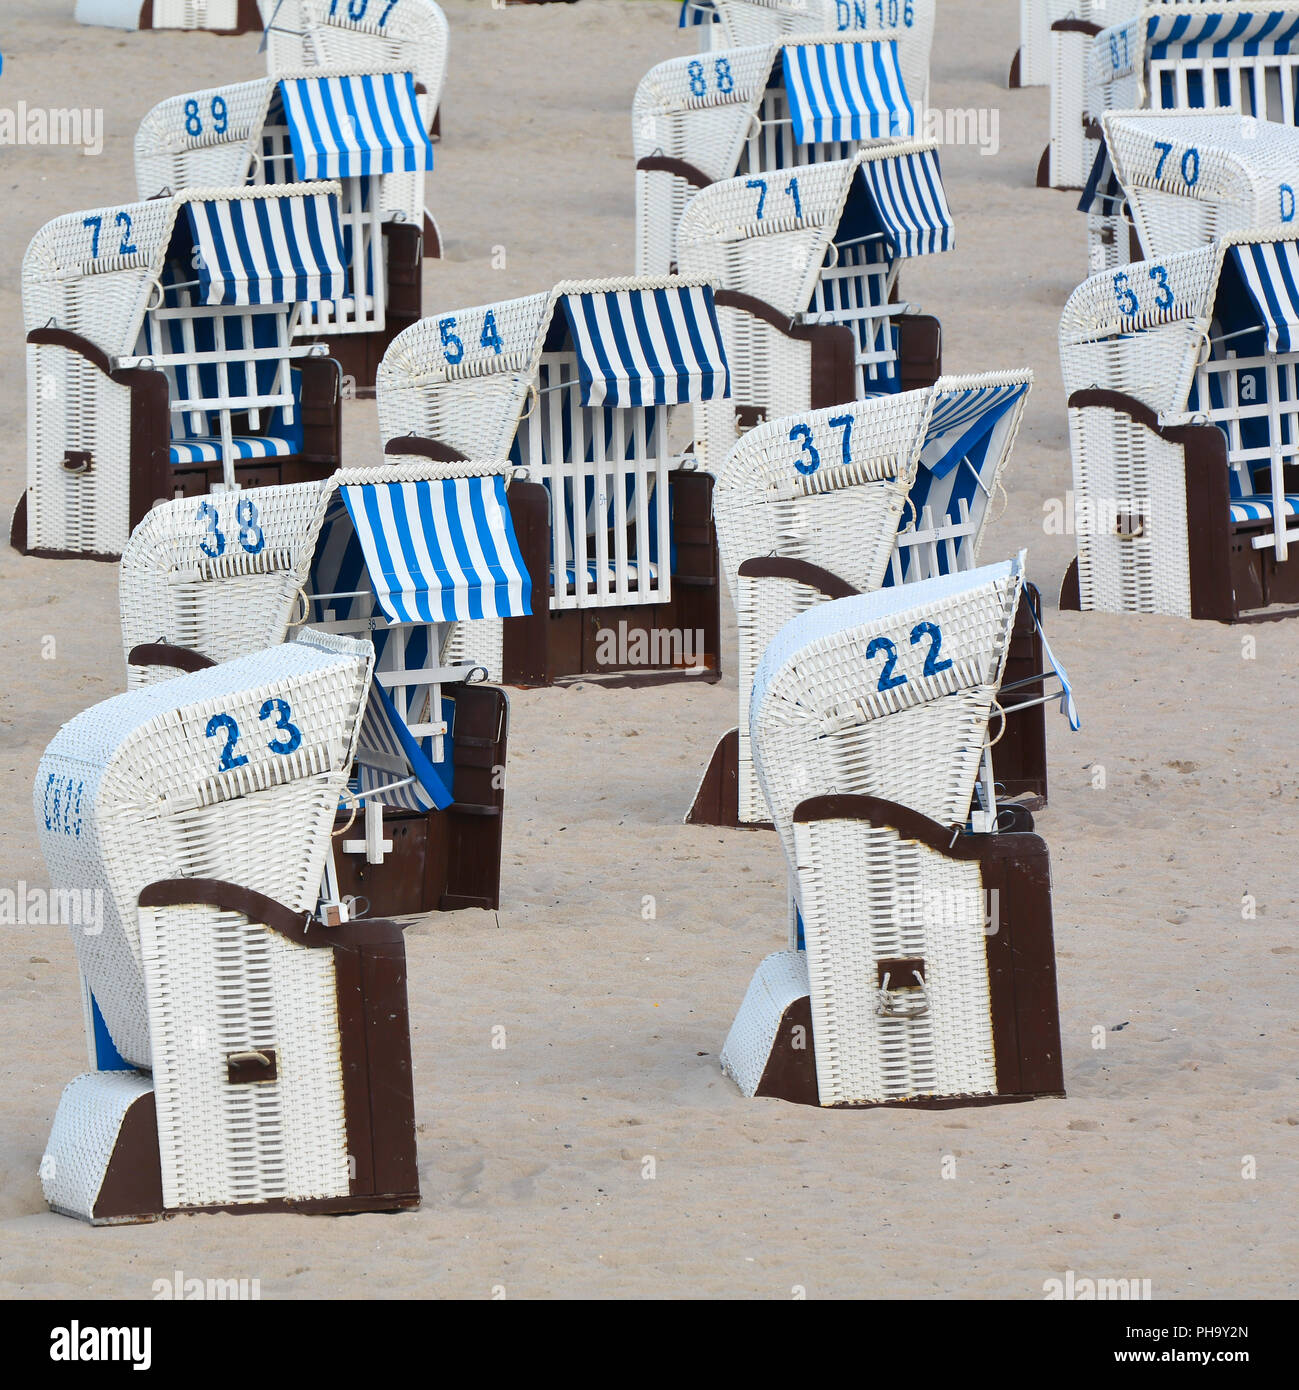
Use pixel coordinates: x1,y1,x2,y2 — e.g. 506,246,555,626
15,184,347,561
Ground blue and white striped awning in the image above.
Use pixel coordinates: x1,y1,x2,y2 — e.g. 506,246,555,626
339,475,532,625
920,381,1029,478
1079,144,1124,218
278,72,435,181
1227,241,1299,353
678,0,715,25
184,192,348,306
1146,9,1299,63
781,41,915,145
858,149,954,258
560,285,730,409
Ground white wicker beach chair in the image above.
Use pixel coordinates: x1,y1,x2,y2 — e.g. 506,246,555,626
687,374,1078,826
1060,228,1299,619
259,0,448,229
1081,109,1299,273
1064,2,1299,199
119,460,527,914
135,59,436,394
1036,0,1145,190
376,277,731,685
675,143,953,472
634,28,930,278
719,560,1067,1107
16,184,349,562
37,630,422,1222
713,0,934,65
75,0,262,31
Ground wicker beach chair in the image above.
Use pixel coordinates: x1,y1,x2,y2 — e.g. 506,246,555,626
1035,0,1145,190
119,460,527,915
1060,229,1299,620
15,185,348,562
1081,109,1299,275
376,277,731,686
1060,2,1299,198
675,143,953,472
634,28,929,278
74,0,262,31
259,0,447,209
712,0,935,57
38,630,422,1222
689,376,1079,825
719,560,1067,1108
135,61,436,394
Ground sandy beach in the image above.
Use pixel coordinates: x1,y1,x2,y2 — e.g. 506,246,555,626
0,0,1296,1299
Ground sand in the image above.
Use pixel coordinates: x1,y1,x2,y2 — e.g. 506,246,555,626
0,0,1296,1300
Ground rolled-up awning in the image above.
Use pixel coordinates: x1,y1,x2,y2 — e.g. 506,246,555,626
1078,144,1123,218
561,284,730,408
781,41,915,145
185,191,349,306
339,474,532,625
920,380,1030,479
858,148,954,258
278,72,435,181
1228,240,1299,353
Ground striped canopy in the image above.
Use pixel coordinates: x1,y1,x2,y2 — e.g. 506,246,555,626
781,41,915,144
185,192,348,306
560,285,731,409
920,380,1030,479
1146,9,1299,63
338,475,532,626
678,0,715,23
859,148,953,258
1228,241,1299,353
278,72,435,181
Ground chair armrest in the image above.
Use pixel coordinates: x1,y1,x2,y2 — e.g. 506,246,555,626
635,155,714,189
138,879,405,950
383,435,469,464
738,556,859,601
27,326,114,378
127,643,217,674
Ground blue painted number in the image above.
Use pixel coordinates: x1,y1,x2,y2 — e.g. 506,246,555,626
910,622,953,677
439,317,464,365
866,637,907,692
790,422,822,475
259,698,302,755
206,714,248,772
197,500,225,558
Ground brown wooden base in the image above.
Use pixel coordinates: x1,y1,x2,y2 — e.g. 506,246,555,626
332,682,509,916
686,727,772,828
1008,49,1022,89
74,881,422,1224
997,584,1050,803
138,0,262,32
499,474,723,687
749,798,1066,1108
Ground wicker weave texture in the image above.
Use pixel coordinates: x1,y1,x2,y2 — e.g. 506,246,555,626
750,563,1023,866
140,900,350,1208
719,948,809,1098
794,816,996,1105
41,1071,154,1221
